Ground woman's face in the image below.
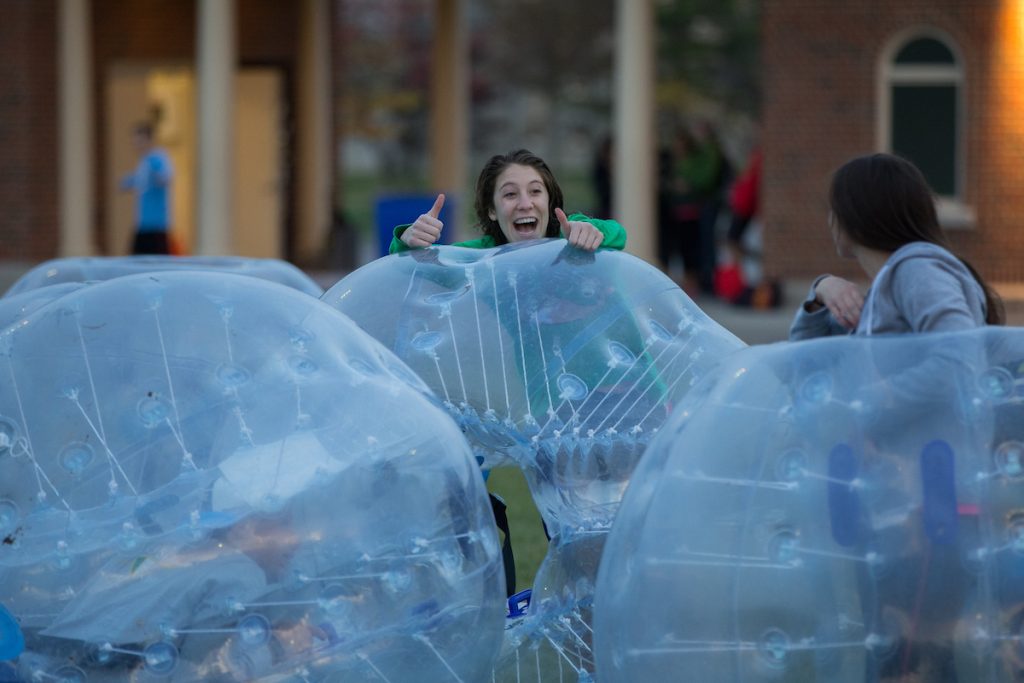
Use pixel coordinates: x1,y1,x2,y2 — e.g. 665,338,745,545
488,164,550,243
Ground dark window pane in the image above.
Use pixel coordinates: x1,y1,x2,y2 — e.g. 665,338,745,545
895,38,955,65
892,85,957,195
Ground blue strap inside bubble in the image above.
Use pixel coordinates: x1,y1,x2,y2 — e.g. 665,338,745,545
0,604,24,661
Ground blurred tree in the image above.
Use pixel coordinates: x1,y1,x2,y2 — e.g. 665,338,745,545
335,0,761,221
656,0,761,116
472,0,616,166
480,0,615,94
337,0,432,178
471,0,760,168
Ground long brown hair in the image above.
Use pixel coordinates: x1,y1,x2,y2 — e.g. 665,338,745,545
473,149,565,245
829,153,1004,324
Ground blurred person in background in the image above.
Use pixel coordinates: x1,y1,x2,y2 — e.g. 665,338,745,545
119,122,174,255
661,123,727,295
725,138,761,264
690,119,731,295
658,128,701,293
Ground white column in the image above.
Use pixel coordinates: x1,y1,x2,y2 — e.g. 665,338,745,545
430,0,468,241
296,0,333,263
613,0,656,264
58,0,96,256
196,0,236,255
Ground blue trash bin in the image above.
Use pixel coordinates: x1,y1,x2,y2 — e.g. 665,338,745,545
375,194,455,257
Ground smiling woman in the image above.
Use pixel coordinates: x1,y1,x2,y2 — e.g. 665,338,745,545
489,163,552,243
388,148,627,254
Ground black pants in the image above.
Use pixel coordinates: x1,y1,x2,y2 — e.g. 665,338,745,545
132,230,170,255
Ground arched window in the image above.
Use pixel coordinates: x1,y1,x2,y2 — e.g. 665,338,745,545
881,33,964,199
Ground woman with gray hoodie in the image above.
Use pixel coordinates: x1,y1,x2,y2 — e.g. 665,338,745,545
790,152,1003,338
789,152,1005,682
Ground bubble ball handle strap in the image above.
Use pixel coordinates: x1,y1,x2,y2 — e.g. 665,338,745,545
0,603,24,661
489,493,517,597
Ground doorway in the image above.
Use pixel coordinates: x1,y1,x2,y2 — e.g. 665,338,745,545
233,68,286,258
105,64,286,258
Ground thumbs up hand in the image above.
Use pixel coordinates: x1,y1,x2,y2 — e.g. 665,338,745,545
401,193,446,248
556,208,604,251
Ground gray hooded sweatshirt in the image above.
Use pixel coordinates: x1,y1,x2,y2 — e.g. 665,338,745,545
790,241,987,339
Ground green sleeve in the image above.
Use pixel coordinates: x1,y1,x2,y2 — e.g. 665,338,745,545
452,235,498,249
391,216,625,253
389,224,413,254
389,224,498,254
566,212,627,251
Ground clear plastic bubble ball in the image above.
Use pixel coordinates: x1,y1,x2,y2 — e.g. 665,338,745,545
0,271,504,682
596,328,1024,682
322,240,745,682
0,282,88,333
322,240,744,536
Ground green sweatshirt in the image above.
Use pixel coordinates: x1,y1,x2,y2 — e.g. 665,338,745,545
388,213,627,254
676,141,723,199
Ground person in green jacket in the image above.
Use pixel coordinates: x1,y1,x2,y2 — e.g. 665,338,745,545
389,148,626,254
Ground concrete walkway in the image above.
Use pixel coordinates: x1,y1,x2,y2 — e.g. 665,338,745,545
692,284,800,345
696,281,1024,345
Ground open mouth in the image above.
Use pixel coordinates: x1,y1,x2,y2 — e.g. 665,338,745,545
513,217,539,233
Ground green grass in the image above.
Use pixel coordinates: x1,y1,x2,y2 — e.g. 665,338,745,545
339,172,430,240
486,466,550,593
557,170,599,217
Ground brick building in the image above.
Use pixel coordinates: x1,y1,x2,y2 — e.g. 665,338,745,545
1,2,59,261
762,0,1024,283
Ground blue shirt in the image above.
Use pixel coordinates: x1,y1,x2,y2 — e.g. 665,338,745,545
122,149,173,231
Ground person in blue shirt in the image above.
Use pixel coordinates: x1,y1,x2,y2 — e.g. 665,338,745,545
120,122,174,255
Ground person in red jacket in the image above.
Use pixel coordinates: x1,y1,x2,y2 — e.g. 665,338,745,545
725,144,761,263
713,144,762,303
